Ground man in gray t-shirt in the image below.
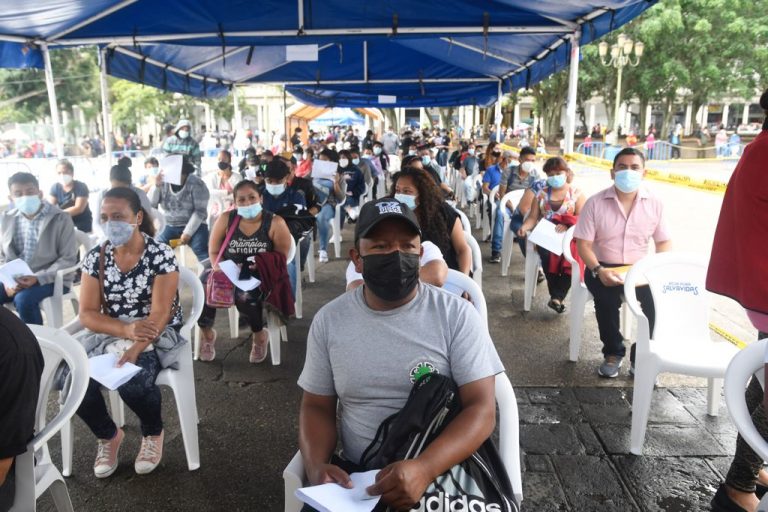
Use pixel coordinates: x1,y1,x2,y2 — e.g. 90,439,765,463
298,197,503,510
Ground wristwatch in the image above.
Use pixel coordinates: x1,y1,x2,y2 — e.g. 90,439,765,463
590,265,603,278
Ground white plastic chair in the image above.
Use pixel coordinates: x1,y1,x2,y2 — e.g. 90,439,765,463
443,268,488,329
522,239,540,312
206,194,226,227
61,266,204,474
624,252,739,455
499,190,525,277
452,207,472,234
281,372,522,512
481,185,499,241
12,326,89,512
293,233,308,319
723,339,768,510
562,227,632,361
227,238,296,365
40,264,80,329
328,181,347,259
463,232,483,288
469,175,483,228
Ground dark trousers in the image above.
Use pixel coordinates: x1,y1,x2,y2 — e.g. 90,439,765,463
726,331,768,493
76,351,163,438
536,246,571,302
197,269,264,333
584,265,655,361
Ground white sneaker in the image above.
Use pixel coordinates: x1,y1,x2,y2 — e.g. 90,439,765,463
94,428,124,478
318,250,328,263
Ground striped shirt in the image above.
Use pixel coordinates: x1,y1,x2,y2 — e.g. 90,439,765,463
14,202,51,262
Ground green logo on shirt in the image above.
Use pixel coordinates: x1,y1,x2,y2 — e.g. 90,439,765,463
410,362,438,383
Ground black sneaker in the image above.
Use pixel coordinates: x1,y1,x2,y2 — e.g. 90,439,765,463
711,483,749,511
489,252,501,263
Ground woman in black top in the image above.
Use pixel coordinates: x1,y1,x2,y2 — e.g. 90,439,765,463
391,167,471,274
198,180,292,364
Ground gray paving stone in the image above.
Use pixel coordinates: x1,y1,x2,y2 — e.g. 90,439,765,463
668,387,709,407
710,430,738,454
521,424,585,455
685,404,736,435
581,403,633,425
594,424,729,456
707,457,733,480
521,471,570,511
575,423,607,456
525,454,554,473
519,403,583,425
553,455,639,511
525,387,577,405
613,455,722,512
639,389,698,424
573,387,632,405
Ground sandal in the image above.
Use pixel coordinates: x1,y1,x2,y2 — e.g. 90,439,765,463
547,299,566,314
199,328,217,362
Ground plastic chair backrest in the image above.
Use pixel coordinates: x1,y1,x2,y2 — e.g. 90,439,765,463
562,226,583,287
287,236,297,265
443,269,488,328
499,190,525,220
452,207,472,233
623,252,710,344
29,326,89,452
178,267,205,340
724,339,768,461
464,232,483,276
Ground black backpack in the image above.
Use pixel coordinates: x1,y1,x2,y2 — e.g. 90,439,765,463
360,373,519,512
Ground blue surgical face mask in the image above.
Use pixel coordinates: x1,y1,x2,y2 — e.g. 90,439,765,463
238,203,262,219
266,183,285,196
614,170,643,193
421,155,431,166
408,150,417,156
467,149,476,156
14,194,42,216
394,193,417,210
352,157,360,166
149,166,160,175
103,220,136,247
373,147,382,155
547,174,567,188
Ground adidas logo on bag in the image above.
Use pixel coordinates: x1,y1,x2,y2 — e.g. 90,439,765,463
414,492,503,512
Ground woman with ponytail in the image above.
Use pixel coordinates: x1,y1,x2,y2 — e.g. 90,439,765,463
75,186,185,479
707,89,768,512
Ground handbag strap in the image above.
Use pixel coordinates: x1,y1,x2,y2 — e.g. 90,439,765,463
98,242,108,315
214,213,241,266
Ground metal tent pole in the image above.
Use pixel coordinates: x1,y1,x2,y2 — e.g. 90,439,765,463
495,80,503,144
233,84,242,131
564,30,581,154
41,43,64,158
99,48,113,168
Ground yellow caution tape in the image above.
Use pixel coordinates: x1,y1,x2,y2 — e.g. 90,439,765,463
709,322,747,349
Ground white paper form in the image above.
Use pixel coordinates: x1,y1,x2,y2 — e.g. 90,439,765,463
295,470,380,512
527,219,566,256
218,259,261,291
0,259,34,288
311,159,339,181
89,353,142,390
160,154,184,186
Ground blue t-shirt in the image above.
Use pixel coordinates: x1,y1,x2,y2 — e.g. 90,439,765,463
482,164,502,191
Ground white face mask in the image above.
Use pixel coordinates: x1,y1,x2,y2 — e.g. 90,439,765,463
339,158,349,168
178,129,190,139
520,161,536,174
60,174,73,186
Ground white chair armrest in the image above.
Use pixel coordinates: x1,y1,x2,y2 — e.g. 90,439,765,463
53,263,81,298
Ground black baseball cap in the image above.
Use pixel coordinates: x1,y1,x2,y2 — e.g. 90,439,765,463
355,198,422,242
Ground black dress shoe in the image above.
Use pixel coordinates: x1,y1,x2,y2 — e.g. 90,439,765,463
711,483,749,512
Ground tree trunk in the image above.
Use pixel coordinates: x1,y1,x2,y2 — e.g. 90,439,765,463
439,107,455,129
380,108,399,130
660,98,674,139
638,99,648,136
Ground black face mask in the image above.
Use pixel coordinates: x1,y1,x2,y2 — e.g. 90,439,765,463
361,251,420,302
218,161,230,171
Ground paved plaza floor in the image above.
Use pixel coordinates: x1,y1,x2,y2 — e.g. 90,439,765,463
37,166,749,511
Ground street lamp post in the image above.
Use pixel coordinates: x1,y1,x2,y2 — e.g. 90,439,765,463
599,34,644,139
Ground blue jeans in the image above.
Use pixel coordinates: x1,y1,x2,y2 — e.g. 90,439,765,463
0,282,57,325
316,204,335,251
157,224,210,263
491,206,526,255
287,236,311,295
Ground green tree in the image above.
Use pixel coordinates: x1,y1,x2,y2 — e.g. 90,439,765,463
531,70,568,141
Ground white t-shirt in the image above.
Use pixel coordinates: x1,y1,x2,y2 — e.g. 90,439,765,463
344,241,443,286
298,284,504,463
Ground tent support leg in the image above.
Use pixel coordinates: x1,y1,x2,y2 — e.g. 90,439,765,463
564,30,581,154
99,48,113,168
495,80,503,144
42,43,65,158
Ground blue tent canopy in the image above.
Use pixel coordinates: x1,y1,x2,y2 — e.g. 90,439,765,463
0,42,42,69
0,1,657,106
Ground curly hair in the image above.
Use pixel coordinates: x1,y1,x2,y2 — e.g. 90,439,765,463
390,166,451,252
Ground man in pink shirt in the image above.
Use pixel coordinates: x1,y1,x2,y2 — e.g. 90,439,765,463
575,148,672,378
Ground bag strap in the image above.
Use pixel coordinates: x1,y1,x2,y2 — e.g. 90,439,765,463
214,214,241,266
98,242,108,315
